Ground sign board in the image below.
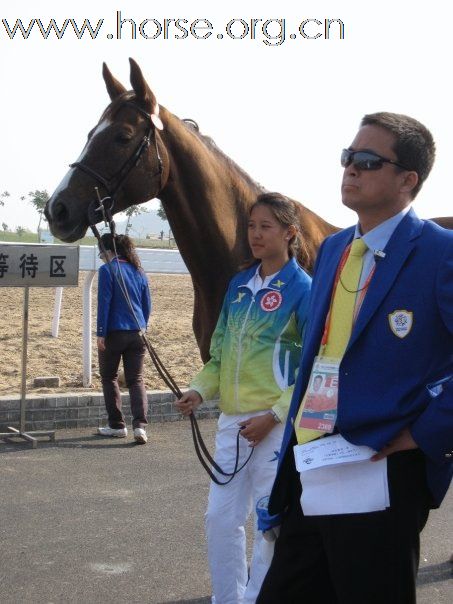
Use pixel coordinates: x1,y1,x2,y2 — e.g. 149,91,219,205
0,244,79,287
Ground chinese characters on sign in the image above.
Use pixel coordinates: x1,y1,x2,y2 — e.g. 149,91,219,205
50,256,68,278
19,253,38,278
0,245,79,287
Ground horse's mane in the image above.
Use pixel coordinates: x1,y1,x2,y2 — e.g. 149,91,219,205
182,119,265,196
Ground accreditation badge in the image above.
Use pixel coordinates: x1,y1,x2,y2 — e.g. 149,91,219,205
298,356,339,433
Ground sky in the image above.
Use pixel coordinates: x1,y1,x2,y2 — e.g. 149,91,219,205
1,0,452,232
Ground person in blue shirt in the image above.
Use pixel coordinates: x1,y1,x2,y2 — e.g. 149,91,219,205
96,233,151,444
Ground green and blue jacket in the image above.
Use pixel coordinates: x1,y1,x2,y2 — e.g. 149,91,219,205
190,257,312,420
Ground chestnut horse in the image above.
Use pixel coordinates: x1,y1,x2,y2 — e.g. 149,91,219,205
44,58,336,360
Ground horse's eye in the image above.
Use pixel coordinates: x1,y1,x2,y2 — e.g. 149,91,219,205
115,133,133,145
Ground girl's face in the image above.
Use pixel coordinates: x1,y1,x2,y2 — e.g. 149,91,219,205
247,204,293,263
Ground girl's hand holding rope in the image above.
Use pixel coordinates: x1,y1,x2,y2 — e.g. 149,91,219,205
176,389,203,416
238,413,280,447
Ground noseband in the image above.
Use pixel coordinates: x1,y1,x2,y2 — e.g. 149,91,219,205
70,101,165,219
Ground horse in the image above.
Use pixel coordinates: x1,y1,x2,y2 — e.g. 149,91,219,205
45,58,452,361
44,58,337,361
432,217,453,230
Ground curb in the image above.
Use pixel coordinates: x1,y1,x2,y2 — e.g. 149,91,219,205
0,390,219,432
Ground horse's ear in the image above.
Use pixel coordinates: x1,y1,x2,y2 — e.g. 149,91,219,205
102,63,127,100
129,57,158,114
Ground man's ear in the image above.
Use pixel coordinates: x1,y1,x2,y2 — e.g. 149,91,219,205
400,171,419,196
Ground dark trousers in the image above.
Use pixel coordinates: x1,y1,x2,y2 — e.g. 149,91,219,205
257,450,432,604
98,330,148,430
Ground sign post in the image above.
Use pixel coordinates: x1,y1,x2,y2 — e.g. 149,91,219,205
0,243,79,447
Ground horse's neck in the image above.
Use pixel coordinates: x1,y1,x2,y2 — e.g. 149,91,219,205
157,108,338,282
159,109,261,286
155,108,338,360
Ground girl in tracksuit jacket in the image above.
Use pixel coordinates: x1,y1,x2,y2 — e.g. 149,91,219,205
177,193,312,604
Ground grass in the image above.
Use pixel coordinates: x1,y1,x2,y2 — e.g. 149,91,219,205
0,231,177,249
0,231,39,244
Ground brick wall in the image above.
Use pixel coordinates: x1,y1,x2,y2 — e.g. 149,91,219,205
0,391,219,432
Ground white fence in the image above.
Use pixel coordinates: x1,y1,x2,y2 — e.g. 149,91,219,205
53,246,189,387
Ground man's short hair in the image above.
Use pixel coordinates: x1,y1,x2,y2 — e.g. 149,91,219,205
361,112,436,199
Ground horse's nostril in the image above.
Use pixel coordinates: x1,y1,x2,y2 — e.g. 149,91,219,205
54,202,69,223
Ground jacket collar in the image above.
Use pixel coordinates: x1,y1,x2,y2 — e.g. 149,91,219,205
303,208,424,359
238,257,300,292
348,208,424,350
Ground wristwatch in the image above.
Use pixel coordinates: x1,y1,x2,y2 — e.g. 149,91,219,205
268,410,281,424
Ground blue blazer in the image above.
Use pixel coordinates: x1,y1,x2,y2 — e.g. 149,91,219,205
270,209,453,510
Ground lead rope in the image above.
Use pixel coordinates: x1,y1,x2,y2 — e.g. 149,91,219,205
91,194,253,484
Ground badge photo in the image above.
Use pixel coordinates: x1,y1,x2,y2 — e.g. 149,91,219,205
260,291,283,312
388,310,413,338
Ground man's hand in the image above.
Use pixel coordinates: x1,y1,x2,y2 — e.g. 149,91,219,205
97,337,106,352
176,389,203,416
238,413,279,447
371,427,418,461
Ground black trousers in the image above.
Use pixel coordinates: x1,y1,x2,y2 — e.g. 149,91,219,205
257,450,432,604
98,330,148,429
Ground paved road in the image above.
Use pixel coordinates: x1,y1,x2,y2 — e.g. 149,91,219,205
0,421,451,603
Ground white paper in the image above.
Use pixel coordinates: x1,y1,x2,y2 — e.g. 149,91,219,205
293,434,375,472
294,435,390,516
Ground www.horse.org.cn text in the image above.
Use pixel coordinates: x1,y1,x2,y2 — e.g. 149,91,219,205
1,13,345,46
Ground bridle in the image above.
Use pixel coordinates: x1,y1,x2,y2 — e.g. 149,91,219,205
70,101,165,223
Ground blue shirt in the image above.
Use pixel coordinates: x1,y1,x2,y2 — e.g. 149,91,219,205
354,207,411,289
97,258,151,336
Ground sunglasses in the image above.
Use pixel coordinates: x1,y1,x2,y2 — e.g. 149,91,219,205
341,148,409,171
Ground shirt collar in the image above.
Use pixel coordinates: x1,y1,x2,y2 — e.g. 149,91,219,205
353,206,411,253
247,264,278,291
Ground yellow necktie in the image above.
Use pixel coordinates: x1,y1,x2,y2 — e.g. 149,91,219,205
295,238,368,444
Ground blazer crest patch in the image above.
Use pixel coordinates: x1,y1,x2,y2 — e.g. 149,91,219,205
388,310,413,338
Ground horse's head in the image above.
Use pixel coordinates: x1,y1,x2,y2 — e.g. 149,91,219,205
45,58,169,242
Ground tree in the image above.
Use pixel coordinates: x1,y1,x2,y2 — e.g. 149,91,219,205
2,222,8,232
123,204,149,235
157,201,167,221
16,226,25,237
27,190,49,236
0,190,10,207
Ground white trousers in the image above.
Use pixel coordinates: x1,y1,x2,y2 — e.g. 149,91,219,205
206,412,284,604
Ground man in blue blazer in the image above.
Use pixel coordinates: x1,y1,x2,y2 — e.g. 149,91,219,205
257,112,453,604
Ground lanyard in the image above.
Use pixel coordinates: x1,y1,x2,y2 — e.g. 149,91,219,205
320,243,375,351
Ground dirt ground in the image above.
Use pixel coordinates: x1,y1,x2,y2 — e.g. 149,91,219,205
0,273,204,396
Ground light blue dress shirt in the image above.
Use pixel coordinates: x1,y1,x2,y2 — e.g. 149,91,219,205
354,207,411,289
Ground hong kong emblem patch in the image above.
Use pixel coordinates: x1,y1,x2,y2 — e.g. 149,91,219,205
261,291,283,312
388,310,413,338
